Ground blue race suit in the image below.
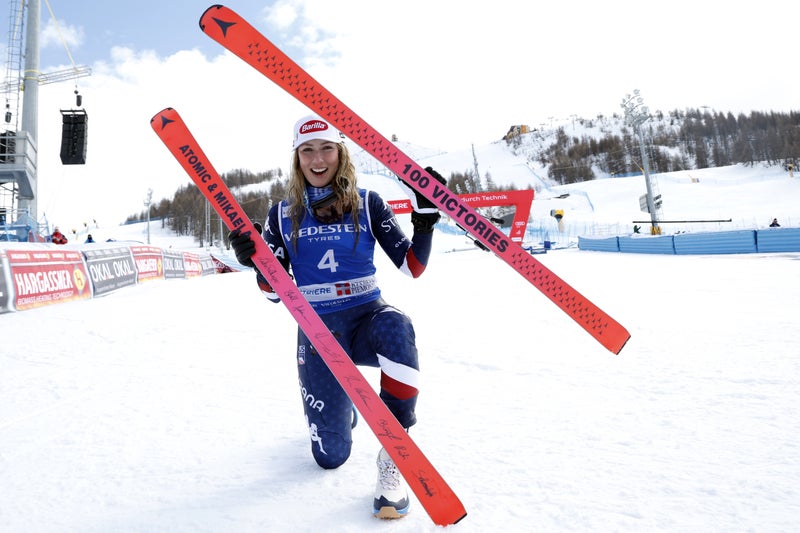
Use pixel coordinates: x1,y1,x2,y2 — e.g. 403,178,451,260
260,188,433,469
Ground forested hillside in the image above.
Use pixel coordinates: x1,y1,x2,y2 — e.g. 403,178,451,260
509,108,799,184
129,108,799,245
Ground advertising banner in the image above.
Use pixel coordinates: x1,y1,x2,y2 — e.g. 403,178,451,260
6,248,91,311
82,246,138,297
456,190,534,242
162,248,185,279
199,253,218,276
388,189,534,242
0,242,225,314
130,245,165,283
0,250,10,313
182,252,203,278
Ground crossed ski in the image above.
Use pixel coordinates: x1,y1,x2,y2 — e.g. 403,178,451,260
150,108,467,526
198,4,631,355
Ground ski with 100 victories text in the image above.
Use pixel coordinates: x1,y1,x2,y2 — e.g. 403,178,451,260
149,107,467,527
199,4,631,355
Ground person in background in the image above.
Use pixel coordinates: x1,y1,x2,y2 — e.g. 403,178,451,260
84,234,95,243
228,114,445,520
51,226,68,244
769,218,780,227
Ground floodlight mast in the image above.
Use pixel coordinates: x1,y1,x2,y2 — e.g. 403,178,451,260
1,0,92,227
621,90,661,235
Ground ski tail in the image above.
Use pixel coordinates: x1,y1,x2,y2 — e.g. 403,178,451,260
150,107,467,526
198,4,630,355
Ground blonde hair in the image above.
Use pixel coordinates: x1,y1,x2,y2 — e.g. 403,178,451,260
286,143,361,249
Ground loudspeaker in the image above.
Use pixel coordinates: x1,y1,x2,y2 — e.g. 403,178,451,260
60,110,88,165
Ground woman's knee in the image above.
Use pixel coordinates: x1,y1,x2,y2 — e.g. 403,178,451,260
309,429,352,469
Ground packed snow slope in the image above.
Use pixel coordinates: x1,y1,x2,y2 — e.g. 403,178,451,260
1,164,798,532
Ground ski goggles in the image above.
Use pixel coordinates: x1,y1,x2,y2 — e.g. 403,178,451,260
309,193,349,224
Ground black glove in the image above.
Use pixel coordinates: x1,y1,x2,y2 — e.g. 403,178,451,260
399,166,446,213
411,211,440,233
403,167,446,233
229,222,262,267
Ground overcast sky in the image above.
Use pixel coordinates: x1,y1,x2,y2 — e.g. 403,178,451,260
3,0,797,229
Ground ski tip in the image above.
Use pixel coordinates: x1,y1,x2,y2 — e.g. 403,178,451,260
149,107,175,126
150,107,174,121
199,4,225,29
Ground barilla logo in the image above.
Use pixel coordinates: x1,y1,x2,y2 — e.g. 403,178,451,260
299,120,328,134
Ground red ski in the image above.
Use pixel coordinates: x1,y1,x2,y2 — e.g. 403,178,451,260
199,4,630,354
150,108,467,526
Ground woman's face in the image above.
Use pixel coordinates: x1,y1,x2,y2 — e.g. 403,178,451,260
297,139,339,188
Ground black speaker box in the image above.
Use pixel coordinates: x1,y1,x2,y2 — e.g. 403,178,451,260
60,110,88,165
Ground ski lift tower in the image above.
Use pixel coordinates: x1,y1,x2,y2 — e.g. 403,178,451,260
0,0,91,232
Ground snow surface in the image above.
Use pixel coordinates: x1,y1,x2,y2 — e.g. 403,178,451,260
2,164,799,532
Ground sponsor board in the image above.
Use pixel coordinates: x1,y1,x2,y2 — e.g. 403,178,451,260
130,245,165,282
5,248,91,311
82,246,138,296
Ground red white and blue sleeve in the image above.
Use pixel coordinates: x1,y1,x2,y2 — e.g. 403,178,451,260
367,190,433,278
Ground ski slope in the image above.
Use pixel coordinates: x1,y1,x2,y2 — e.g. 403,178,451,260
1,166,799,532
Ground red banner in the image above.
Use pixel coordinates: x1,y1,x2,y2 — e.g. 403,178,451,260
182,252,203,278
130,245,165,283
388,189,534,242
386,198,413,214
6,248,91,311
